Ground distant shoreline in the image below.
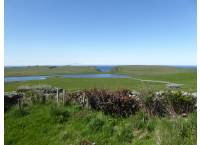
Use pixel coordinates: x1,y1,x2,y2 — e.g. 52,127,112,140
4,65,197,68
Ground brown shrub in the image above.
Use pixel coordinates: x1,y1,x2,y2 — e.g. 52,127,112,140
84,88,140,117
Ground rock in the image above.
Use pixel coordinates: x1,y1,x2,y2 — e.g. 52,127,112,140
166,83,182,89
131,90,140,96
181,113,187,117
4,92,23,111
192,92,197,98
155,91,164,96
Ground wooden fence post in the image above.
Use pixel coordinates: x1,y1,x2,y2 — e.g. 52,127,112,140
56,88,59,103
63,89,65,104
18,97,22,112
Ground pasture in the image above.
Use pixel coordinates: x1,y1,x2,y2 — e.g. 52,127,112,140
4,65,197,145
4,65,197,92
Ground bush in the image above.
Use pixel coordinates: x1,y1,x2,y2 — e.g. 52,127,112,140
139,89,196,116
142,95,167,117
85,88,140,117
165,91,196,114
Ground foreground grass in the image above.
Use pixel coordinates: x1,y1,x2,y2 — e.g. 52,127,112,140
5,103,196,145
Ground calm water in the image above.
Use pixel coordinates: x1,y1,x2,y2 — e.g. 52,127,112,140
5,76,48,82
5,74,129,82
62,74,129,78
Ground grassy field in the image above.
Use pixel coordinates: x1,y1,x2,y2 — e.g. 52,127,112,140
4,65,197,92
5,77,167,92
4,65,197,145
5,103,196,145
112,65,197,91
5,66,100,77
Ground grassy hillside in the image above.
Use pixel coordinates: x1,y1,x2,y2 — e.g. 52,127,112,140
5,66,100,77
5,103,196,145
112,65,197,91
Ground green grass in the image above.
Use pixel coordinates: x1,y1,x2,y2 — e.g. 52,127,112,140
5,103,196,145
112,65,197,91
5,76,196,92
4,65,197,145
5,65,197,91
5,77,167,92
5,66,100,77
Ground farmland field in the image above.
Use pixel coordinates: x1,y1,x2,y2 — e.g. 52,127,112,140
4,65,197,145
4,66,100,77
4,65,197,92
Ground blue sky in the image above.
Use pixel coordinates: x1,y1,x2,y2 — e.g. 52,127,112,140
5,0,196,66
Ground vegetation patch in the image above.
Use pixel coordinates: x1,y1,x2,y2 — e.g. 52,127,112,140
49,104,70,124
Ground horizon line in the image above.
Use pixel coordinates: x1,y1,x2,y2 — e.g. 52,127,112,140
4,64,197,67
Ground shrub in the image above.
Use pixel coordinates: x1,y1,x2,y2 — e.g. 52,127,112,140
165,91,196,114
85,88,140,117
139,89,196,116
139,90,168,117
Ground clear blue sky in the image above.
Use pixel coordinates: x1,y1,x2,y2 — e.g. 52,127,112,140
5,0,196,66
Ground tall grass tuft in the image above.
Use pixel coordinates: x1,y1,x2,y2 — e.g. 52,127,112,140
49,104,70,124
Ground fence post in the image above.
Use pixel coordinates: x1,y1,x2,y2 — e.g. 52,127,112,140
18,97,22,112
63,89,65,104
56,88,59,103
83,92,88,107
